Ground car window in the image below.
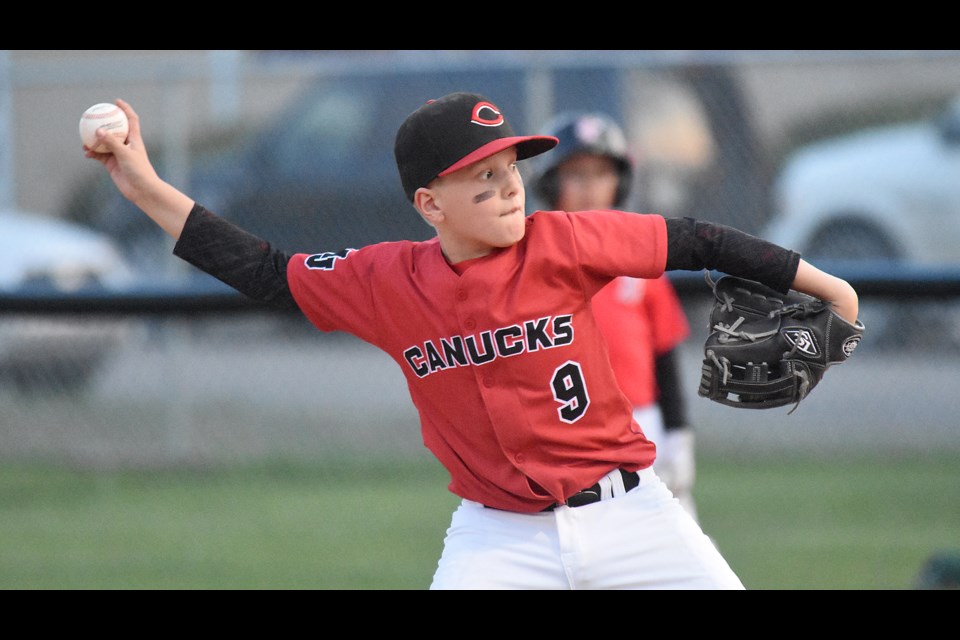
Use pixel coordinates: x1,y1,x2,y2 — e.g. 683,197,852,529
621,70,717,215
938,96,960,143
272,86,378,176
260,71,529,179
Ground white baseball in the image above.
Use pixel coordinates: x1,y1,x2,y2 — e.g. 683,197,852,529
79,103,129,153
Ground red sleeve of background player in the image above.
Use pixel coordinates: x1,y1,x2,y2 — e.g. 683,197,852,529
643,275,691,355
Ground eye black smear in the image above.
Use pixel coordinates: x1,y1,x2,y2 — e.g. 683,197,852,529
473,190,495,204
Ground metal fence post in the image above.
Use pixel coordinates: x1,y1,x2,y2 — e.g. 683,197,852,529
208,50,243,127
0,50,14,210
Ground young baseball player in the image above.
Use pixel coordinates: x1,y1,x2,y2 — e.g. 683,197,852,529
530,111,699,520
85,93,859,589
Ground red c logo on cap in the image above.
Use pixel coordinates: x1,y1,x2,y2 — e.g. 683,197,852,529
471,102,504,127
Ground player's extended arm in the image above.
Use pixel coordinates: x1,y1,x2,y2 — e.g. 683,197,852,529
86,100,296,309
664,217,859,324
790,259,859,325
84,99,194,241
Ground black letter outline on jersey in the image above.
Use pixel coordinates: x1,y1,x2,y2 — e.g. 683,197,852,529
304,248,356,271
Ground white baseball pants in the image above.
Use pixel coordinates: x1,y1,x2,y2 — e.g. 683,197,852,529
430,467,743,590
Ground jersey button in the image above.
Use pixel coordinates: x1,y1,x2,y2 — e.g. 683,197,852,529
515,452,526,464
482,376,494,388
456,289,468,301
464,318,476,330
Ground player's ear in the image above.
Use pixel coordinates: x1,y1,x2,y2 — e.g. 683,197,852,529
414,187,444,226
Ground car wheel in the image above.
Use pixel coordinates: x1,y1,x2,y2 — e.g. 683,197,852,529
0,360,98,393
805,218,952,353
805,218,900,261
0,349,109,394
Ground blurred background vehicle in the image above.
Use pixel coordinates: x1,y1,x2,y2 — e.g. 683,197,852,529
63,60,767,285
762,95,960,349
68,69,548,279
763,95,960,264
0,208,135,391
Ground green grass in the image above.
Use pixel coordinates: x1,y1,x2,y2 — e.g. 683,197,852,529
0,458,459,590
0,453,957,590
695,453,960,590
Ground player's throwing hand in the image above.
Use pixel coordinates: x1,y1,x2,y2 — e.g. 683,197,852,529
84,99,193,241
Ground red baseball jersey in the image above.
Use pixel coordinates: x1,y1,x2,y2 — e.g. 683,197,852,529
287,209,667,512
591,275,690,408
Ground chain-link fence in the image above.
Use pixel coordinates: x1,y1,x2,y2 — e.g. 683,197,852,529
4,50,960,468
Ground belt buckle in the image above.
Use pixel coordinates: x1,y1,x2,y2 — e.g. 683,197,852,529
541,484,601,511
565,486,602,508
541,468,640,511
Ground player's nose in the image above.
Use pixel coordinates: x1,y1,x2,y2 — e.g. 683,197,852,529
504,169,522,198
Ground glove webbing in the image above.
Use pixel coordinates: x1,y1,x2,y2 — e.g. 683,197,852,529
702,349,811,413
713,314,779,344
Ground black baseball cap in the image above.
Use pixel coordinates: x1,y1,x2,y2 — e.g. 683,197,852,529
394,92,559,202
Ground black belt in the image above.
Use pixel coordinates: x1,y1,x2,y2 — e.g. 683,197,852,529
541,468,640,511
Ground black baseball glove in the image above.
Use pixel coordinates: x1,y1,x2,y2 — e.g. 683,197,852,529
698,273,865,412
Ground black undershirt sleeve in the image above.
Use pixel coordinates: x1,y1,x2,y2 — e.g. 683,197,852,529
654,349,688,431
172,203,297,310
169,210,799,314
664,217,801,294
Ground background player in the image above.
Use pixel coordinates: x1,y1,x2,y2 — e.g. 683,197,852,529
85,94,859,589
531,112,698,519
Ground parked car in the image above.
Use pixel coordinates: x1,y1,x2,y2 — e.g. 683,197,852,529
763,96,960,264
762,97,960,349
75,68,554,277
0,208,135,391
68,62,766,281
